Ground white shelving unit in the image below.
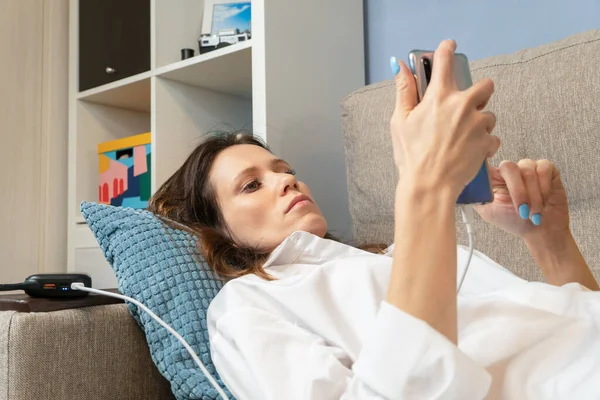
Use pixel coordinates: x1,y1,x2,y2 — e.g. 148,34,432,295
68,0,365,288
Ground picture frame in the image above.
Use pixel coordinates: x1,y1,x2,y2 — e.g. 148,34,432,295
201,0,252,36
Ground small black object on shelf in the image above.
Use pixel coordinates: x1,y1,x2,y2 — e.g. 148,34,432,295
181,48,195,60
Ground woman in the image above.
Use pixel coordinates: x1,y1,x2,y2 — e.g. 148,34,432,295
149,40,600,399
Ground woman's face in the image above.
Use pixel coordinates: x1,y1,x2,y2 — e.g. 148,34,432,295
210,144,327,251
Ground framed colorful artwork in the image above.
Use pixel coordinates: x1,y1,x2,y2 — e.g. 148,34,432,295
97,132,152,209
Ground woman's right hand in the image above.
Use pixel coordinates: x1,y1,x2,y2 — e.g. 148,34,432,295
390,40,500,199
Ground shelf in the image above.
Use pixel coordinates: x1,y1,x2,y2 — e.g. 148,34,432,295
77,71,152,112
75,42,251,111
154,41,252,98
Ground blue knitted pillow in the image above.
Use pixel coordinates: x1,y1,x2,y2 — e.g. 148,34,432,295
81,202,234,400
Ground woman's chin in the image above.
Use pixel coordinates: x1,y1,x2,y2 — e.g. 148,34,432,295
295,213,328,237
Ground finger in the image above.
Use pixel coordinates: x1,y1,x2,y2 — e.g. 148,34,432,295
465,78,495,110
429,39,457,91
487,135,501,158
480,111,497,134
498,160,530,219
518,159,544,225
486,163,503,183
536,159,559,205
391,57,418,119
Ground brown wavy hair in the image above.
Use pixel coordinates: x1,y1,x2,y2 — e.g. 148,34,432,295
148,131,348,281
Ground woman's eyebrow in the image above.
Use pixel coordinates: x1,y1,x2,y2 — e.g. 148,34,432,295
232,159,291,188
232,166,258,188
270,158,290,168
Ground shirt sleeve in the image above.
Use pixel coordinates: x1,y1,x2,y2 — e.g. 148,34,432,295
209,301,491,400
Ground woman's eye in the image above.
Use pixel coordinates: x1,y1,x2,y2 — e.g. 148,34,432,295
242,180,260,192
286,169,297,176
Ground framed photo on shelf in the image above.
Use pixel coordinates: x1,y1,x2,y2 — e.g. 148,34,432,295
201,0,251,35
199,0,252,54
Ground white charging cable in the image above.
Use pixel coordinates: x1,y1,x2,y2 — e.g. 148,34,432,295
458,204,475,293
71,283,229,400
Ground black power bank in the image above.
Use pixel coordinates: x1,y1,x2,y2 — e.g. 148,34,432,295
22,273,92,298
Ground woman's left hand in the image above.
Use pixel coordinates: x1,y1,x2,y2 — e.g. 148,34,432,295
473,159,570,240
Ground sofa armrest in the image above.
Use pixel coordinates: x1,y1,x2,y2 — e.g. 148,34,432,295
0,289,123,313
0,295,175,400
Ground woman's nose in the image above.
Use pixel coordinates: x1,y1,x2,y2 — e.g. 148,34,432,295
278,173,299,195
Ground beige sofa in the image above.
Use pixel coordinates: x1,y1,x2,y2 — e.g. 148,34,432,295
1,29,599,399
342,29,600,282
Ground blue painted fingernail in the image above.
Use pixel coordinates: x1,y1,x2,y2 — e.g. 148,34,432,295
390,56,400,75
532,213,542,226
519,204,530,219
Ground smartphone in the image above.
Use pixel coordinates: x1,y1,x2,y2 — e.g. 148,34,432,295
408,50,493,205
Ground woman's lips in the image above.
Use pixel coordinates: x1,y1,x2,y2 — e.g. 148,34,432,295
289,199,312,211
286,194,313,213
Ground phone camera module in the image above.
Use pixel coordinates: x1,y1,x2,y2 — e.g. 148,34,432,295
422,57,432,84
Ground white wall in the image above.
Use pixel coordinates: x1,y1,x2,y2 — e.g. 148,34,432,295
259,0,365,241
0,0,68,287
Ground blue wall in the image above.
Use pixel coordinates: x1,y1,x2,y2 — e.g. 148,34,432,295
365,0,600,84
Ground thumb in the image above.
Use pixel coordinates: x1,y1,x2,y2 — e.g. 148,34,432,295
390,56,418,119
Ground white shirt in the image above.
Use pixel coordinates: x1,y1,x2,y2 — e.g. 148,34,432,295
207,231,600,400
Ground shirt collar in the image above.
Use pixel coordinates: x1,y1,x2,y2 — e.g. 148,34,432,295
262,230,376,269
